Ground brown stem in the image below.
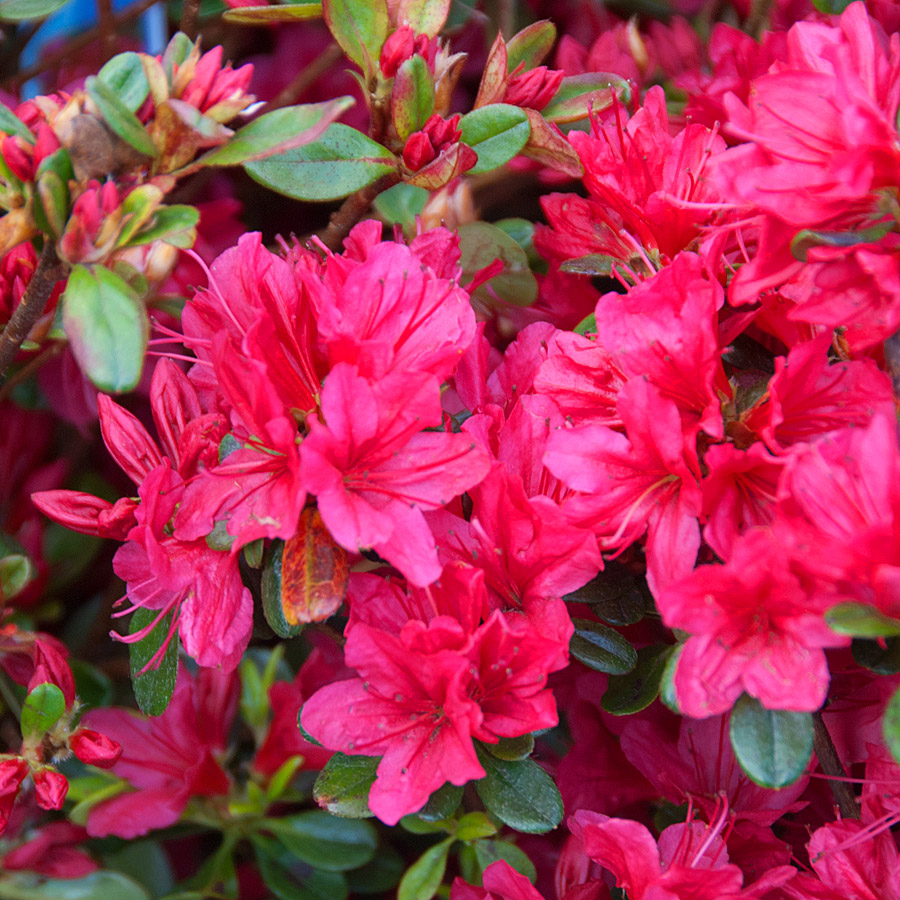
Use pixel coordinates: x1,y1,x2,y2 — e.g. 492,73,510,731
813,711,860,820
260,43,344,115
179,0,201,41
316,172,400,252
746,0,774,40
0,242,66,387
96,0,116,59
884,325,900,397
5,0,160,88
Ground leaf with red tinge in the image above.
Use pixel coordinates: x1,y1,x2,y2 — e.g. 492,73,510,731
405,141,476,189
520,109,583,177
396,0,450,37
193,97,355,170
506,20,556,73
324,0,389,76
392,56,434,142
474,32,508,109
223,1,322,24
541,73,631,124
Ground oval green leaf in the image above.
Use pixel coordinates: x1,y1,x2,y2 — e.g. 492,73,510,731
569,618,638,675
457,221,538,307
506,20,556,73
196,97,354,168
563,564,646,625
0,103,34,140
825,601,900,638
245,123,396,202
397,837,453,900
85,76,157,158
0,0,71,21
323,0,388,73
541,73,631,123
223,1,322,23
601,645,671,716
267,810,378,871
729,694,814,788
485,733,534,761
396,0,450,37
417,781,463,822
312,752,378,818
884,685,900,764
460,103,530,174
474,746,563,834
392,54,435,142
61,264,149,394
21,682,66,739
0,870,151,899
129,606,178,716
852,636,900,675
98,52,150,113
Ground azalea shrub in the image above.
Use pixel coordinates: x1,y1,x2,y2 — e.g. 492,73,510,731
2,0,900,897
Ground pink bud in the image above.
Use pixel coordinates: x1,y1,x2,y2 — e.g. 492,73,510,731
380,26,416,78
0,757,28,835
402,131,436,171
505,66,564,110
2,136,34,182
69,729,122,769
33,767,68,811
33,123,61,169
27,639,75,708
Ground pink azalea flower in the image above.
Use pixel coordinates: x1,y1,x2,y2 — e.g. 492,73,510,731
659,528,847,717
545,378,702,596
83,667,235,839
451,860,544,900
300,363,490,586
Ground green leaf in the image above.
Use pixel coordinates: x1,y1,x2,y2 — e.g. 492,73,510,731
195,98,354,168
474,746,563,834
574,312,595,336
811,0,854,12
397,837,453,900
252,835,348,900
506,20,556,73
61,265,148,394
659,643,683,713
791,223,892,261
86,76,157,158
114,184,164,247
396,0,450,37
128,606,178,716
373,182,428,226
267,811,378,872
826,602,900,638
21,682,66,739
729,694,814,788
323,0,389,73
161,33,194,80
541,73,631,123
602,645,671,716
392,55,435,142
0,103,34,140
471,840,536,884
0,534,36,601
563,564,646,625
455,812,497,842
344,846,404,895
313,752,378,817
223,1,322,23
560,253,624,277
70,659,114,709
262,539,304,638
884,685,900,764
852,636,900,675
0,0,71,21
460,104,530,175
417,781,463,821
457,221,538,307
0,870,151,899
127,205,199,249
98,52,150,113
485,734,534,761
266,755,305,802
569,618,638,675
245,123,396,202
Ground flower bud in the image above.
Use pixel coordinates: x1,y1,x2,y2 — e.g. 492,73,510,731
69,729,122,769
505,66,564,110
33,767,68,810
0,757,28,834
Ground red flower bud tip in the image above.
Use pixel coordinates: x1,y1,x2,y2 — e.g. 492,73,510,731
2,135,34,182
402,131,436,171
69,729,122,769
33,123,61,169
33,767,68,811
380,26,417,78
0,757,28,835
505,66,564,110
27,639,75,708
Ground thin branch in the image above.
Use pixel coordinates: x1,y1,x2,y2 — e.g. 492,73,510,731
179,0,201,41
5,0,160,89
0,242,66,387
96,0,116,60
316,172,400,252
813,711,861,820
0,340,62,402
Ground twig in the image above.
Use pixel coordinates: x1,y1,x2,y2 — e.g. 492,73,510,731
813,711,860,820
0,242,66,387
316,172,400,251
5,0,160,89
179,0,201,41
0,340,62,402
260,43,344,115
96,0,116,60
